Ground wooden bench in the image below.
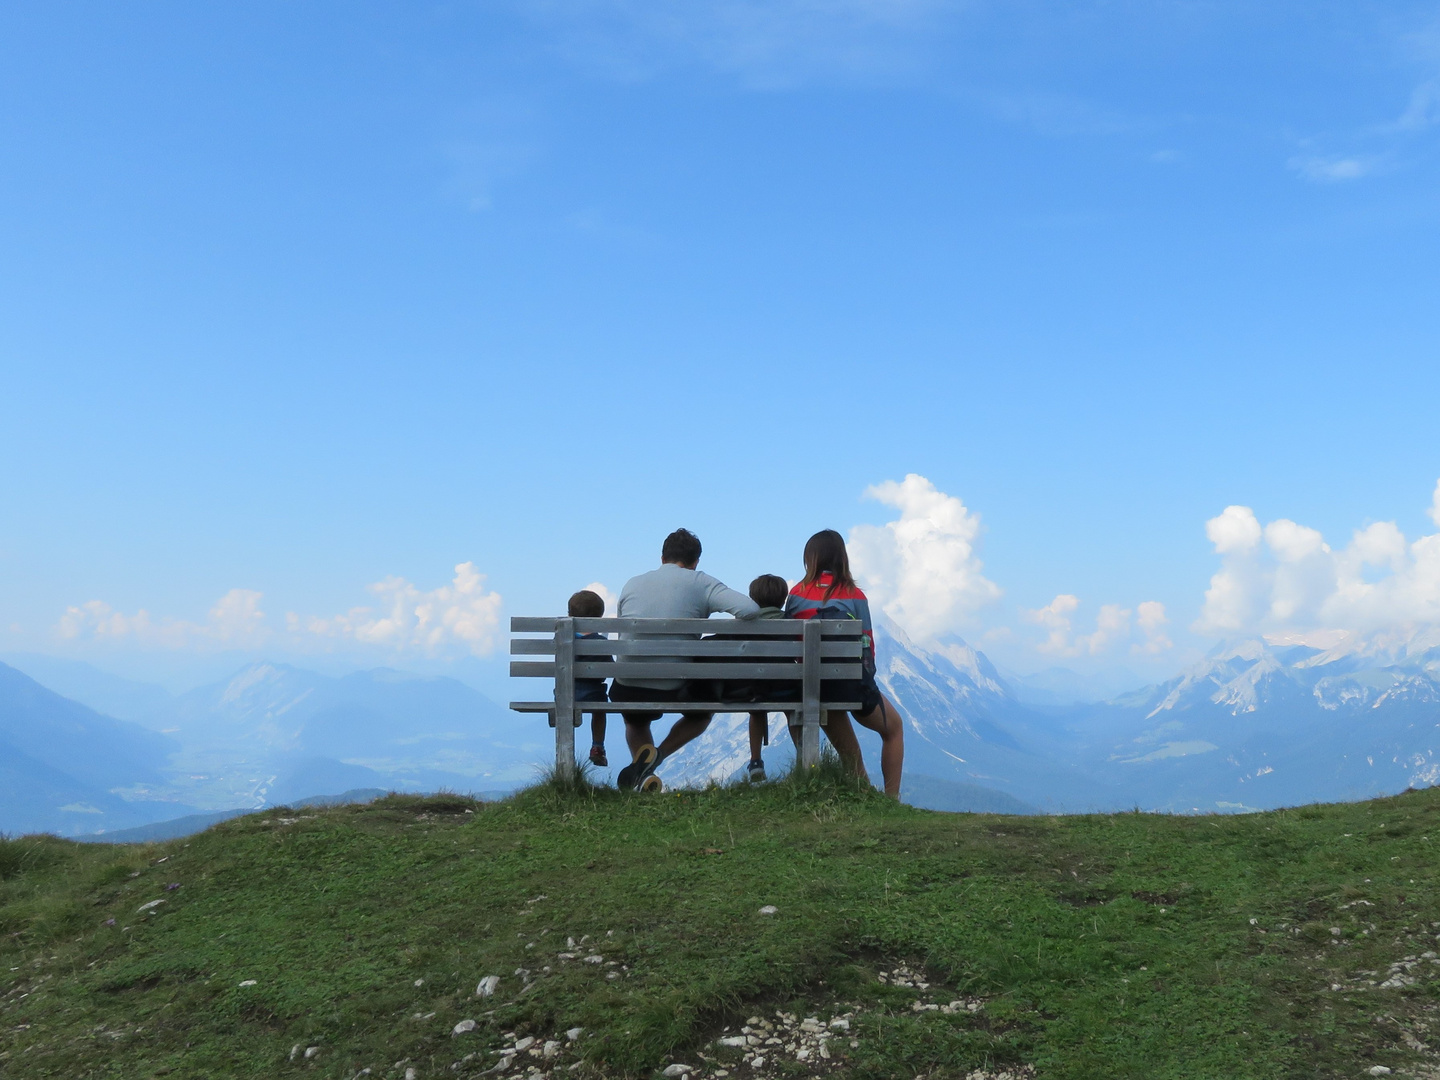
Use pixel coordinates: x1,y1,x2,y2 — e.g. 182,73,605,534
509,616,866,780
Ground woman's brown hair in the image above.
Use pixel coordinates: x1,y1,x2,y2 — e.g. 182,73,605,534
801,529,857,600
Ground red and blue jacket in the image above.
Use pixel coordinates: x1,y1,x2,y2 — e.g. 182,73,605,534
782,573,875,675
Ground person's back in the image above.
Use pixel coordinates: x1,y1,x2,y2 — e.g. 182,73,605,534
615,533,759,691
609,528,759,790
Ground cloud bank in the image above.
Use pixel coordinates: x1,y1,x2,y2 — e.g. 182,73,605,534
1195,479,1440,636
297,563,504,657
58,564,504,658
1022,594,1171,657
59,589,268,650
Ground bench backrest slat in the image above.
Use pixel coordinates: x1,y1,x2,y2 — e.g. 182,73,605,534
511,638,861,658
511,616,863,636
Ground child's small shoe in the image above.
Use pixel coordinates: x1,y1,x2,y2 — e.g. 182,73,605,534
588,745,608,768
746,759,766,783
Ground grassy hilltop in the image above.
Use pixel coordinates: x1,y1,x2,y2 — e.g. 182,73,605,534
3,769,1440,1080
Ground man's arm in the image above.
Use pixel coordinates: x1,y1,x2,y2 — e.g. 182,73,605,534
698,573,760,619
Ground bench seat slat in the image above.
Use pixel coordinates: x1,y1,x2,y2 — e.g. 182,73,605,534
510,661,863,680
509,701,863,714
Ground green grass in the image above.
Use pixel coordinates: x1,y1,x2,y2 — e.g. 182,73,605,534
4,765,1440,1079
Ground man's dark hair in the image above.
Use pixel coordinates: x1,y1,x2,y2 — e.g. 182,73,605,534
749,574,788,609
660,528,702,567
568,589,605,618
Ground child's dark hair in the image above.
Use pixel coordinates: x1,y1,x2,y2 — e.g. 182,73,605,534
568,590,605,618
748,574,788,609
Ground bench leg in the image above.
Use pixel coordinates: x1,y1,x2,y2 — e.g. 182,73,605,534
799,619,821,771
554,619,576,782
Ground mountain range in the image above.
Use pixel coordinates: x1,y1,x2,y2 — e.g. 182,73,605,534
4,623,1440,835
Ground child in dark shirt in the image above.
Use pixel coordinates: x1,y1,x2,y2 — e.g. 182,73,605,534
740,574,792,783
567,590,611,767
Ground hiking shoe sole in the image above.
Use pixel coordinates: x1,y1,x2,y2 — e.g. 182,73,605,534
639,774,664,793
617,744,659,790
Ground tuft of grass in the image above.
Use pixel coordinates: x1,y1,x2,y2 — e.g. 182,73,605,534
5,782,1440,1078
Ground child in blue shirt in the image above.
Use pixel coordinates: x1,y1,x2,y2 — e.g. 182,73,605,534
567,590,611,767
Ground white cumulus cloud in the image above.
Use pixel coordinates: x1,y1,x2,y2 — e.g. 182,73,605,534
297,562,504,657
1195,479,1440,636
847,473,1001,642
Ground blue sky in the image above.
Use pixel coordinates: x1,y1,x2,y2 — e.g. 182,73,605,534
3,1,1439,695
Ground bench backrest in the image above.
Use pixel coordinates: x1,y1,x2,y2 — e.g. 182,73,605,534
510,616,865,685
508,616,866,779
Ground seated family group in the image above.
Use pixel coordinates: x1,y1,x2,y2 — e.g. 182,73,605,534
566,527,905,798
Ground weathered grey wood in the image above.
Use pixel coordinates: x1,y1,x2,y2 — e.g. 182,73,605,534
511,701,860,715
512,637,861,658
553,618,576,781
513,616,862,636
510,661,861,680
799,619,822,771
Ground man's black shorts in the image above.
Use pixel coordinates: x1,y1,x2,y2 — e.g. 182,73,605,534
609,681,715,725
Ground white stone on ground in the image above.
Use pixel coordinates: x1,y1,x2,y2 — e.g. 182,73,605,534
758,905,778,915
566,1027,583,1040
304,1046,320,1059
453,1019,476,1035
662,1065,691,1076
476,975,500,997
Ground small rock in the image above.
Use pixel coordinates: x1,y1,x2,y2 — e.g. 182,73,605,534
136,899,166,913
237,979,257,987
1369,1069,1392,1077
304,1046,321,1059
758,905,778,915
566,1028,583,1041
751,1056,765,1068
543,1041,560,1058
514,1036,536,1052
476,975,501,997
405,1069,418,1080
583,955,604,964
663,1066,691,1077
453,1019,477,1035
567,937,576,948
497,1055,515,1071
719,1036,747,1047
606,972,620,980
828,1018,849,1031
290,1045,301,1060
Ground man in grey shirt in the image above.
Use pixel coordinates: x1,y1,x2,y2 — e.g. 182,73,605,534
611,528,759,789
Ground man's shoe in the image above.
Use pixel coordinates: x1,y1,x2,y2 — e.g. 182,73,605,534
639,774,664,793
617,744,659,790
588,745,608,768
746,759,767,783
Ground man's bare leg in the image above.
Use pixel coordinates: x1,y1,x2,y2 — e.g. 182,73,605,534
655,712,713,760
624,719,654,758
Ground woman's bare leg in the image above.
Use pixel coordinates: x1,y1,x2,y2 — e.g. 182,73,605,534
822,710,870,784
852,693,904,797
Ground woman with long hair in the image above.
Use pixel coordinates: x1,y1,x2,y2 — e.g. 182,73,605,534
783,529,905,797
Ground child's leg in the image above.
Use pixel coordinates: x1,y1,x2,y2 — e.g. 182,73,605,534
591,711,607,746
747,712,768,762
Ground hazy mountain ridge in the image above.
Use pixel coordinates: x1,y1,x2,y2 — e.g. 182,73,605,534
8,622,1440,836
0,662,196,836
